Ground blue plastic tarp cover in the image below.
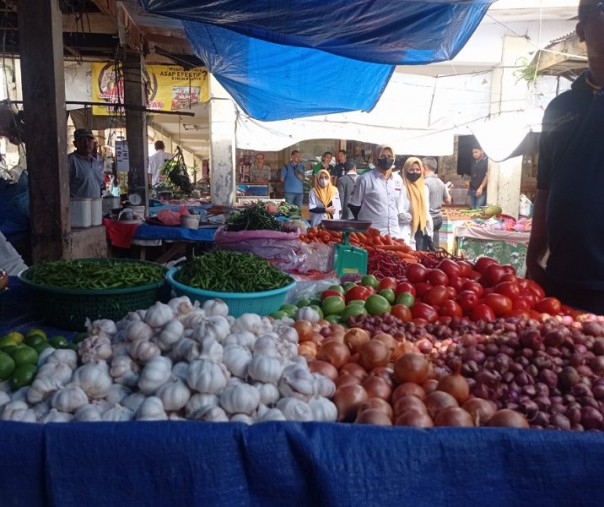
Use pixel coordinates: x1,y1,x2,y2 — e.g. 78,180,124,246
140,0,494,120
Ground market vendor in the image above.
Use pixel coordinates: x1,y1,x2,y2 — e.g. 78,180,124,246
68,128,104,199
0,163,30,264
250,153,271,183
308,169,341,226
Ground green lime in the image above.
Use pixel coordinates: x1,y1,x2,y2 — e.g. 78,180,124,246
26,328,47,341
0,335,20,348
279,304,298,318
10,345,38,367
0,344,19,355
347,300,366,306
270,310,287,320
64,343,79,352
324,314,342,324
10,363,38,389
296,297,312,308
49,335,69,348
341,304,368,321
0,351,16,381
33,342,52,355
321,296,346,316
24,334,46,348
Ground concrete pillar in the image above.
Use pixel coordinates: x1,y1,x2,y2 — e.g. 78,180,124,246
209,75,237,205
487,157,523,218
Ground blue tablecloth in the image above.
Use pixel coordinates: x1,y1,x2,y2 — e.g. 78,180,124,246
134,223,217,242
1,421,604,507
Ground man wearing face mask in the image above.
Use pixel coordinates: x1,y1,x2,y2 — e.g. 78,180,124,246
348,144,403,237
308,169,341,226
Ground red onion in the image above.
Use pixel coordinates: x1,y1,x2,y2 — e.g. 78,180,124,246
550,412,571,431
581,406,603,430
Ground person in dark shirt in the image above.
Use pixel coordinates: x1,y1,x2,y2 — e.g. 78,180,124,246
332,150,348,178
526,0,604,314
337,160,358,219
466,145,488,209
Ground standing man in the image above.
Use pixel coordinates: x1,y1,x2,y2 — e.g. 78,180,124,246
422,157,451,250
466,145,488,209
337,160,358,219
68,128,104,199
527,0,604,314
148,140,171,186
280,149,306,205
332,149,348,178
250,153,271,183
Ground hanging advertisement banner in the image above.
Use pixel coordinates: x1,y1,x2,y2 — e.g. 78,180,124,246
91,63,209,116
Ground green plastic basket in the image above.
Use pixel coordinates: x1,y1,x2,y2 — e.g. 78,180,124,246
18,259,167,331
166,268,296,317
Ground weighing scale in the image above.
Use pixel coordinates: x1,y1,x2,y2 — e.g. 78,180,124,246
321,219,372,277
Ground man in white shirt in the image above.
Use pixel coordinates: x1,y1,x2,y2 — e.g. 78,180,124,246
148,140,172,186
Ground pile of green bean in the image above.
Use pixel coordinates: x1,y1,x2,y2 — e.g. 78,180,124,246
176,251,292,293
28,260,166,290
225,204,283,232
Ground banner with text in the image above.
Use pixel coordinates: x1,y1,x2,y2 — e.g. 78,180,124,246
91,63,209,116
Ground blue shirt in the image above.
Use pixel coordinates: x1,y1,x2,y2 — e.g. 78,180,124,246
280,162,305,194
537,71,604,290
69,152,104,199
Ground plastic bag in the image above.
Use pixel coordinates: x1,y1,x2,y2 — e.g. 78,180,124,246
519,194,533,217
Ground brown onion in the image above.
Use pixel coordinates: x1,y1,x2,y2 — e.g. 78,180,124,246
393,353,430,384
334,374,362,389
421,379,439,395
372,333,397,351
369,366,394,384
298,342,318,357
317,341,351,369
340,362,368,380
424,391,459,419
343,328,371,353
392,382,426,402
362,376,392,400
334,384,369,422
307,360,338,381
393,395,428,417
394,409,434,428
359,340,391,370
434,407,474,427
488,409,530,428
355,408,392,426
462,398,497,426
294,320,314,342
437,369,470,404
358,398,394,419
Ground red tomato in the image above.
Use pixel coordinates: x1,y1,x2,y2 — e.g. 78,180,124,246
462,280,484,297
502,265,517,276
411,302,439,323
412,318,430,327
423,285,449,307
517,278,530,291
457,261,474,278
484,293,513,316
500,273,518,283
525,279,546,300
512,296,532,311
378,277,398,291
414,282,433,298
437,315,453,325
395,281,416,297
456,290,480,312
391,304,412,322
321,290,345,301
472,303,496,322
495,281,520,300
448,276,466,292
407,263,429,283
427,269,449,286
474,257,498,274
484,264,507,287
438,259,461,279
504,309,531,319
518,291,539,307
528,309,543,320
439,300,463,318
345,286,371,303
445,286,457,300
534,297,562,315
467,270,482,281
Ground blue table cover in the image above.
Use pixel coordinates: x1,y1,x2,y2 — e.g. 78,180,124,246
133,223,217,242
1,421,604,507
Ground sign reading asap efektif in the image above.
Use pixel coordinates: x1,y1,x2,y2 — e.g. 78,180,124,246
91,63,210,116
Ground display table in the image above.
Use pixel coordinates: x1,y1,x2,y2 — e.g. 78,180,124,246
455,225,530,275
1,421,604,507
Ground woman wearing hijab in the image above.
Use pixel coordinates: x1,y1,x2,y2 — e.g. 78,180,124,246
308,169,341,226
399,157,433,250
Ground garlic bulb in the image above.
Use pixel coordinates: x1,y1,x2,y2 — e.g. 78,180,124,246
51,385,89,413
0,391,10,409
308,397,337,422
37,361,74,386
121,392,147,413
78,334,113,363
169,337,200,362
278,363,315,399
109,355,139,379
254,382,280,406
224,331,256,349
196,315,231,344
295,306,320,323
168,296,194,316
37,347,57,367
92,399,113,415
277,397,314,421
273,321,299,344
144,302,175,329
219,383,260,415
232,313,264,335
186,359,229,394
171,361,189,382
136,396,167,421
248,355,283,384
253,335,279,358
185,393,219,418
125,320,154,342
102,404,134,422
32,399,51,420
46,349,78,370
257,408,287,422
2,400,30,420
87,318,118,337
198,336,224,362
202,299,229,317
72,361,113,400
193,405,229,422
222,345,252,378
105,384,132,405
155,319,185,351
129,338,161,364
3,404,37,422
178,309,206,329
137,356,172,395
43,409,74,423
230,413,254,424
155,377,191,411
27,376,65,404
74,404,102,422
313,374,336,398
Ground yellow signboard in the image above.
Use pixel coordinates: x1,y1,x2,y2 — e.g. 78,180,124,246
91,63,209,116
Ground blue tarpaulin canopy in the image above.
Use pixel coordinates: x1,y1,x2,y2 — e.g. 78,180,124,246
141,0,495,120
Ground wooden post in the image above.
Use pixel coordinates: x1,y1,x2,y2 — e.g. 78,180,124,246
123,52,148,206
18,0,70,261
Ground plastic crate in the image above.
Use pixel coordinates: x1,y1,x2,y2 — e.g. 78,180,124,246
18,259,167,331
166,268,295,317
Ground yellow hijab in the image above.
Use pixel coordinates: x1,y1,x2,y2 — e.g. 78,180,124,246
402,157,428,233
313,169,337,218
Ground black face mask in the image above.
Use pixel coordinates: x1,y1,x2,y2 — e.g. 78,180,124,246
406,173,421,182
377,157,394,170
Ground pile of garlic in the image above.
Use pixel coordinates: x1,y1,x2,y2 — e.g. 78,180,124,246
0,297,337,424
